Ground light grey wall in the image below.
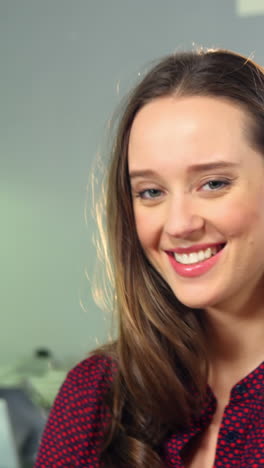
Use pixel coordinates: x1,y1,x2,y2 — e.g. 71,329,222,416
2,0,264,365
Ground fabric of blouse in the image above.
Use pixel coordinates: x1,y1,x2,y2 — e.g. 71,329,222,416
35,354,264,467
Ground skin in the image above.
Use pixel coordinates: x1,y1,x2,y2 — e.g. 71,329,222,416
128,95,264,466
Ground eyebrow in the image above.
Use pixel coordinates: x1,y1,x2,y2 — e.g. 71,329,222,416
129,161,239,179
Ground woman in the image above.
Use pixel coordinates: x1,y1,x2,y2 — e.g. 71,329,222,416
35,49,264,467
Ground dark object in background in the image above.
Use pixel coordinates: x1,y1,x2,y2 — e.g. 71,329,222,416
16,348,56,377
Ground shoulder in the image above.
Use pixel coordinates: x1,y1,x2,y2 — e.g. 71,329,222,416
52,353,116,415
65,353,116,393
35,353,117,467
51,352,117,420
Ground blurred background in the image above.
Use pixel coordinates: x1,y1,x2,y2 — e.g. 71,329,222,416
1,1,264,466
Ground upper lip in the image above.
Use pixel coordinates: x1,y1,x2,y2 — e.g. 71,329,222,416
165,242,225,254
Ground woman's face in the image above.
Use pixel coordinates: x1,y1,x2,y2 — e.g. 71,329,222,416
128,95,264,311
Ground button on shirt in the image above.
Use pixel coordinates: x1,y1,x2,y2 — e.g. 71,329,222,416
35,355,264,467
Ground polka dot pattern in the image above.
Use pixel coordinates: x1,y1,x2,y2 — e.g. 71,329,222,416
35,355,114,467
35,357,264,467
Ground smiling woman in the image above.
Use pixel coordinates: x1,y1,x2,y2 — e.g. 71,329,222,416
36,49,264,468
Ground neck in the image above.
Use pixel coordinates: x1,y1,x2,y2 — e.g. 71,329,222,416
204,297,264,397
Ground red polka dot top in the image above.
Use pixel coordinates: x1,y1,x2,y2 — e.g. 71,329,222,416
35,354,264,467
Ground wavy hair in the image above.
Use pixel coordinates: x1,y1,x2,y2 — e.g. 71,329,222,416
94,49,264,467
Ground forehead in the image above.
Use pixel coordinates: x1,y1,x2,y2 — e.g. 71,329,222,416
128,95,250,171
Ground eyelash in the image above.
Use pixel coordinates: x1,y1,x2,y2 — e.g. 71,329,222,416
201,179,231,191
135,179,231,200
136,188,163,200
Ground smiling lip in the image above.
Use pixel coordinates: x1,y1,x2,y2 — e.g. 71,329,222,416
167,243,225,278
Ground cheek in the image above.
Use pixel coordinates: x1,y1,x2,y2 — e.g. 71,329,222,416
134,209,163,250
216,196,264,240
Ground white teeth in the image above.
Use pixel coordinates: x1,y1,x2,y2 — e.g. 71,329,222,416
189,253,197,264
204,248,211,259
197,250,205,262
174,247,217,265
182,254,189,264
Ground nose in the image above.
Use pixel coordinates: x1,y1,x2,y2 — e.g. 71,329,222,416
164,194,205,239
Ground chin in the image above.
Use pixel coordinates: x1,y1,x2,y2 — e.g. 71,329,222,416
174,292,221,310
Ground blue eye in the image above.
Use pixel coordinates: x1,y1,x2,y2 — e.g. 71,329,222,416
202,179,230,191
138,188,162,199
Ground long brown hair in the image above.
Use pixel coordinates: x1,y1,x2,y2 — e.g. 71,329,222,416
94,49,264,467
